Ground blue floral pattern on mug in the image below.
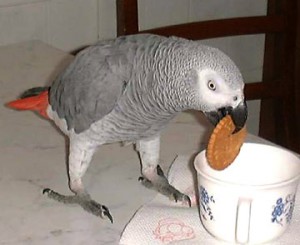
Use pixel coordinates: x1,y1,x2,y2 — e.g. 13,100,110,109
200,186,215,221
271,194,295,226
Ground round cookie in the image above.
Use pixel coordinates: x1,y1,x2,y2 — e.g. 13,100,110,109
206,115,247,170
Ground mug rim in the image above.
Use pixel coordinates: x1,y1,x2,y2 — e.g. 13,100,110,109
194,143,300,189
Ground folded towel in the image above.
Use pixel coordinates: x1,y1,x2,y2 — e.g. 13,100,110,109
120,155,300,244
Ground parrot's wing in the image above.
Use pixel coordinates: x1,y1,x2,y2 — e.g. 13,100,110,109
49,42,132,133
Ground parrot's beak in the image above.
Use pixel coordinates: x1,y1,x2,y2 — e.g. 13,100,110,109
205,100,248,133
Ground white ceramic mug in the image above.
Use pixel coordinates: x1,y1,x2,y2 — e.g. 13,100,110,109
194,143,300,244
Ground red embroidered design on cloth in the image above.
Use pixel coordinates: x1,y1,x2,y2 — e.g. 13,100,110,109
153,217,195,243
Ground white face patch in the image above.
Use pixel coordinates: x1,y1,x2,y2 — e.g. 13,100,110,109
197,69,244,112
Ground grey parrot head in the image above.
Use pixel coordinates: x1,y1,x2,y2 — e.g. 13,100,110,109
184,44,247,133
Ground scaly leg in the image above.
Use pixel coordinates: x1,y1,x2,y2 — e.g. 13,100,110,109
43,138,113,222
137,136,191,206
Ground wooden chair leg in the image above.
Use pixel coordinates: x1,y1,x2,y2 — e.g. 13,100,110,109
260,0,299,152
117,0,139,36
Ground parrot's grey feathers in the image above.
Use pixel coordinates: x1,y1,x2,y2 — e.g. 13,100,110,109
49,42,133,133
49,34,244,136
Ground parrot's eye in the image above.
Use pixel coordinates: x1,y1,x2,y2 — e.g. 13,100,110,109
207,80,216,91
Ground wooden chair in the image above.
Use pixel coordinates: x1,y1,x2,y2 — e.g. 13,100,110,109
116,0,299,153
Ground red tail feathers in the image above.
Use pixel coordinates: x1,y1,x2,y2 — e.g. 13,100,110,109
7,90,49,119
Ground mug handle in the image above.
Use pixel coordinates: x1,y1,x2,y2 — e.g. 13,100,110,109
236,199,251,244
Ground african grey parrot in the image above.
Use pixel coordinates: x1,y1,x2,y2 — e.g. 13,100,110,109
7,34,247,222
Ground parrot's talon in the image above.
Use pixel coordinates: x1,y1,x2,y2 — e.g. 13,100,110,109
187,196,192,207
78,197,113,222
171,192,191,207
173,193,178,202
140,172,191,206
138,176,153,188
183,195,192,207
156,165,164,176
42,188,51,194
43,188,113,221
102,205,114,223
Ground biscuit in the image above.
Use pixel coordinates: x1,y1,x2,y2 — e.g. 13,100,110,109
206,115,247,170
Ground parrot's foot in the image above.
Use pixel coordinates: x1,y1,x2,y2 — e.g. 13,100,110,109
139,165,191,207
42,188,113,223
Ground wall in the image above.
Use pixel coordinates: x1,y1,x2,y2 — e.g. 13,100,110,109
0,0,267,135
0,0,116,51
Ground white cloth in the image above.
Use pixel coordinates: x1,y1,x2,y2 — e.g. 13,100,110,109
120,155,300,244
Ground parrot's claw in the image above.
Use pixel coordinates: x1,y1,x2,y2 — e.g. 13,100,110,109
138,176,153,188
173,192,192,207
79,197,113,223
42,188,113,223
138,166,191,207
